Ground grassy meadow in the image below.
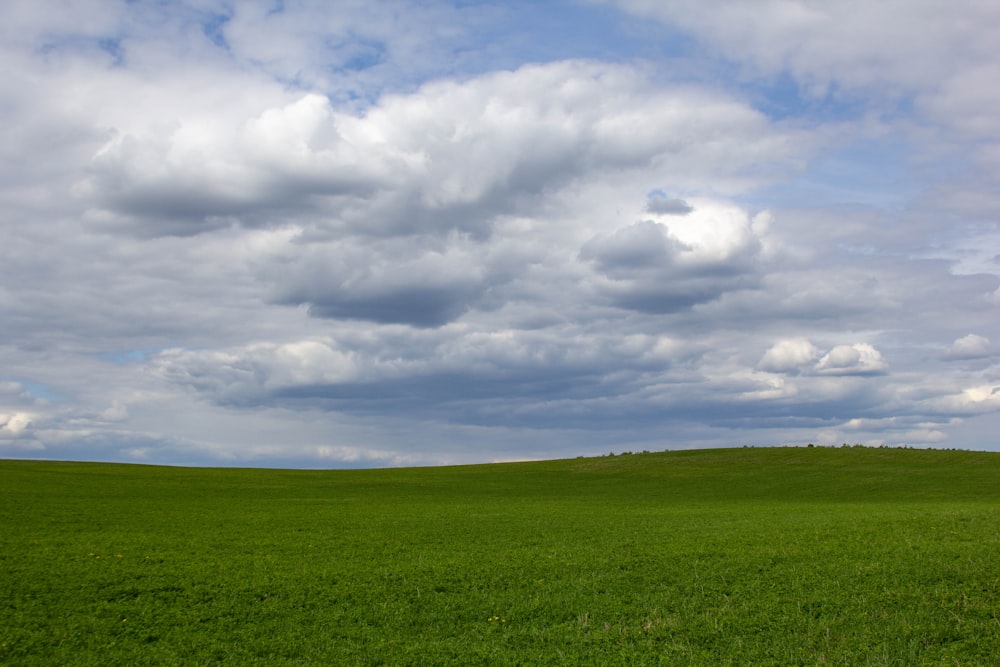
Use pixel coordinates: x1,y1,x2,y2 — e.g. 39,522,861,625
1,446,999,665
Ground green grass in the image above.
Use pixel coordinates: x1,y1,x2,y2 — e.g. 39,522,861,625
2,446,999,665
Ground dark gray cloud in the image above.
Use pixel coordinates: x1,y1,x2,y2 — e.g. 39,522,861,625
646,195,694,215
292,286,479,328
580,220,689,273
260,233,509,327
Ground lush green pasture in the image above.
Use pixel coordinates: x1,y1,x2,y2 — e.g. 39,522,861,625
2,446,999,665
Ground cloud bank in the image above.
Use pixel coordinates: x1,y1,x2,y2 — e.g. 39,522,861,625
2,0,999,466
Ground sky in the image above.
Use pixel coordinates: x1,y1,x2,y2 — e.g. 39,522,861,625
2,0,1000,468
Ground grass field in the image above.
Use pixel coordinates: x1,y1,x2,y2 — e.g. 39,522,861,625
1,446,999,665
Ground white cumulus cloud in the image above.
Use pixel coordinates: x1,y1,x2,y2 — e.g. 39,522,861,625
758,339,820,374
816,343,888,376
0,412,33,436
945,334,993,360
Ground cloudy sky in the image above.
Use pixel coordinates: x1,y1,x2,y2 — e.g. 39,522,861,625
2,0,1000,467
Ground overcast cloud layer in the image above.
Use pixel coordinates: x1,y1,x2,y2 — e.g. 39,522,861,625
3,0,1000,467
